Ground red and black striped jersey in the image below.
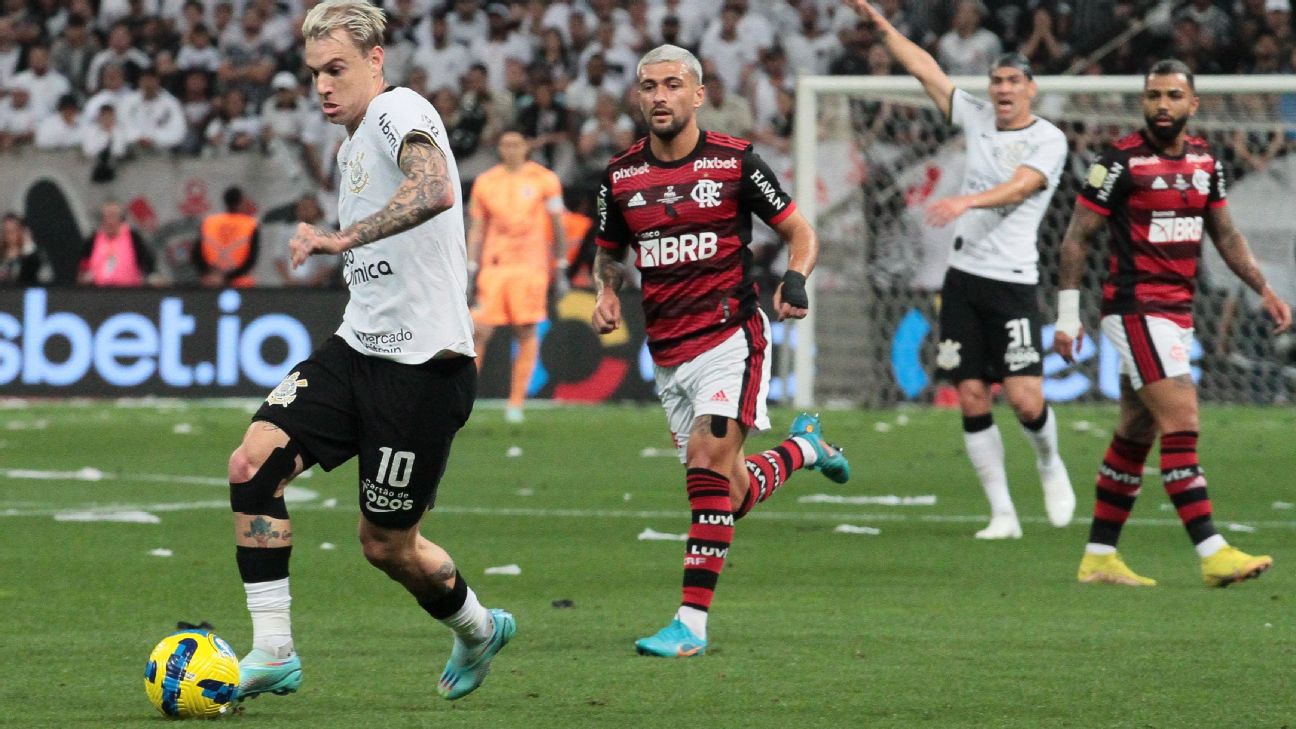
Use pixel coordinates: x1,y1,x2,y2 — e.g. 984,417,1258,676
1077,130,1227,327
595,130,796,366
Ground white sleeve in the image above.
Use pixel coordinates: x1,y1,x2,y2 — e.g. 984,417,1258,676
948,88,990,131
1019,126,1068,188
366,89,448,165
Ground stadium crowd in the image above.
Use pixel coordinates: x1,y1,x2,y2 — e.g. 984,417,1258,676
1,0,1294,287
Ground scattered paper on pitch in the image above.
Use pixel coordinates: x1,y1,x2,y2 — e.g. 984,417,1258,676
1226,523,1257,533
1071,420,1092,432
637,528,688,541
799,494,937,506
55,510,161,524
172,423,193,435
639,447,676,458
149,548,173,557
484,564,521,575
506,446,523,457
1273,501,1294,510
515,487,534,497
834,524,881,536
322,498,338,508
320,542,336,551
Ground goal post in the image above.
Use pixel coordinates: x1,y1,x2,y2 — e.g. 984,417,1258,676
791,74,1296,408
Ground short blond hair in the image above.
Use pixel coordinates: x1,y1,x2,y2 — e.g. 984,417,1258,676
301,0,385,51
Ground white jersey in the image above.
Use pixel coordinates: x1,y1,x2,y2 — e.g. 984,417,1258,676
335,86,474,364
946,89,1067,285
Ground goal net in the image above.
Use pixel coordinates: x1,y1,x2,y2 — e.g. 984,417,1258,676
789,75,1296,408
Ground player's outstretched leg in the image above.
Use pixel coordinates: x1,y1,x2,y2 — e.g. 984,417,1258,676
787,413,850,484
437,607,517,698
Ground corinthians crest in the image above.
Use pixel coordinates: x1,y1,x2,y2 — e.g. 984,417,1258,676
345,150,370,193
266,371,309,406
936,339,962,370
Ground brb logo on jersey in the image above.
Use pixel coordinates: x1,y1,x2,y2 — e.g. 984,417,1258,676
638,232,718,268
1148,212,1204,243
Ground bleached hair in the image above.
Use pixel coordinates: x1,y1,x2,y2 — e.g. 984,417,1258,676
637,44,703,84
301,0,386,51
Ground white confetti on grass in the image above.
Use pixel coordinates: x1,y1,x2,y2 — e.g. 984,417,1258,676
1226,523,1257,533
320,542,336,551
172,423,194,434
638,447,676,458
833,524,881,536
484,564,521,575
799,494,937,506
5,419,49,430
515,488,534,497
506,446,523,457
149,548,173,557
1274,502,1293,510
637,528,688,541
873,422,892,433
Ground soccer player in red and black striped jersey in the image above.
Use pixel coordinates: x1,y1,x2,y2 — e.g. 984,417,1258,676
592,44,851,657
1054,59,1292,588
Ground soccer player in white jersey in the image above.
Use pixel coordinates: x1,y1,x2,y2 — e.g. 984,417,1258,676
223,0,513,704
846,0,1074,539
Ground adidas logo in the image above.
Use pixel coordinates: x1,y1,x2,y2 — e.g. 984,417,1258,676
627,191,646,207
1151,176,1168,190
709,390,729,403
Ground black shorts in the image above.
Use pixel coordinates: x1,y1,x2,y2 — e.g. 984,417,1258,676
936,267,1044,383
253,335,476,529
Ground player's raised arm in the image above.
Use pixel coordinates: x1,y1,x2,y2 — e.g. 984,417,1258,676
291,135,455,265
842,0,954,119
1203,204,1292,334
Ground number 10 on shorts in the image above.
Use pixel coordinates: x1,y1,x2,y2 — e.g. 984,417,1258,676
376,447,415,488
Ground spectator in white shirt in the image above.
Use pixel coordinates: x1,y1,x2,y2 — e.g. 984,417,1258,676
695,64,754,138
447,0,489,47
469,3,533,93
0,85,39,151
564,52,624,117
937,0,1002,76
577,21,639,91
129,67,186,152
176,23,222,74
205,87,260,153
259,70,308,145
35,93,84,150
9,44,71,116
86,21,152,92
784,1,840,76
699,4,759,95
82,104,134,182
0,20,23,92
648,0,706,48
411,12,471,91
177,68,214,154
84,62,136,121
703,0,773,51
217,5,276,106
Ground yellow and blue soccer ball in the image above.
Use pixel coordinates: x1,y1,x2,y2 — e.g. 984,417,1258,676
143,629,240,719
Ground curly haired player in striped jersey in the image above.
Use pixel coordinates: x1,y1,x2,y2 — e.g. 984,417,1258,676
593,44,851,657
1055,59,1292,587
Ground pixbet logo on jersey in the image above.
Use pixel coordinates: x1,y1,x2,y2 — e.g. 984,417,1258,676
613,162,649,183
1148,212,1203,243
637,232,718,268
693,157,738,172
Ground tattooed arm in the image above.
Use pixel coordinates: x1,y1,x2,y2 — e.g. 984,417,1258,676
290,134,454,265
1052,203,1107,362
591,246,628,334
1205,204,1292,333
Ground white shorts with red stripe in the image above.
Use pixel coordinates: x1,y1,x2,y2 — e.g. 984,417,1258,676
1101,314,1194,390
655,311,772,463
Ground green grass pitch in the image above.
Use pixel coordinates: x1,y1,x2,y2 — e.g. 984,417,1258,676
1,401,1293,728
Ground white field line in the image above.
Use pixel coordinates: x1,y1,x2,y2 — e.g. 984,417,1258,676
4,498,1296,530
3,467,1294,528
